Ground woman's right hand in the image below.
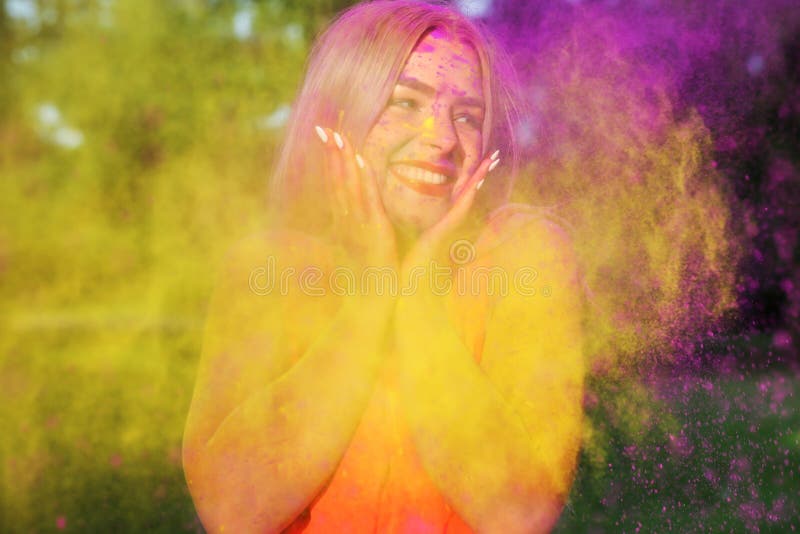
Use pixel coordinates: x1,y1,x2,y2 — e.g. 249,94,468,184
315,126,399,272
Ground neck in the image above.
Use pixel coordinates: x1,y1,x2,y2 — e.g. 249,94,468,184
394,225,420,263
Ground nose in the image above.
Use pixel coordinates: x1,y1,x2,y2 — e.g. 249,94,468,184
419,107,458,155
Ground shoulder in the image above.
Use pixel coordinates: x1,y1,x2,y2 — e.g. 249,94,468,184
475,203,577,273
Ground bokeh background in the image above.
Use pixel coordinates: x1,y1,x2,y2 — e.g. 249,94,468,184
1,0,798,532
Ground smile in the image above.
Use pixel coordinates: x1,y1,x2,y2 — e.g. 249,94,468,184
390,162,455,197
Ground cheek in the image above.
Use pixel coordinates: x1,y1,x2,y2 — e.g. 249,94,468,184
367,113,419,147
364,119,394,153
460,131,483,166
363,131,387,162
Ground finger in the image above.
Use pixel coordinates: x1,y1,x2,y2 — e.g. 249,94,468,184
422,153,501,251
438,153,499,234
357,155,388,224
320,127,348,218
315,125,340,223
452,151,498,201
333,131,366,222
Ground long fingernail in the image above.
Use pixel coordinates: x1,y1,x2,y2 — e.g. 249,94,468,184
355,154,365,169
476,179,485,190
488,159,500,172
333,131,344,150
490,149,500,161
314,125,328,143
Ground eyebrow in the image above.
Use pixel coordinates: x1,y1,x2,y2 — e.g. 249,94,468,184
396,76,485,109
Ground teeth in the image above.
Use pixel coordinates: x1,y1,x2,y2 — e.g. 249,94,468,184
394,165,449,185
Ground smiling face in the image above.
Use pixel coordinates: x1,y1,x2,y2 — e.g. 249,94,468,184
362,28,486,239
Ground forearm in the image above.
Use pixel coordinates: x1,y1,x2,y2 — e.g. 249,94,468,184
395,295,571,533
185,294,395,534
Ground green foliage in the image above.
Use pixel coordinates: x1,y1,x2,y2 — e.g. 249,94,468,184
0,1,356,531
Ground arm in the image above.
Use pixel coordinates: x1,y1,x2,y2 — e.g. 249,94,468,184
394,218,585,533
182,232,395,534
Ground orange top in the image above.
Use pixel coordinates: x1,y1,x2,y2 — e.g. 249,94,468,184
283,288,487,533
283,204,545,534
286,389,475,533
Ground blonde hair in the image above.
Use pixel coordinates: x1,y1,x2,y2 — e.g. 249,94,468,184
268,0,523,234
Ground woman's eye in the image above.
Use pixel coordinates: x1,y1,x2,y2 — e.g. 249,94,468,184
390,99,418,110
455,114,481,128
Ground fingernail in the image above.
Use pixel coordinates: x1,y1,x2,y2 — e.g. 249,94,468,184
490,149,500,161
355,154,365,169
488,159,500,172
314,126,328,144
476,179,485,190
333,131,344,149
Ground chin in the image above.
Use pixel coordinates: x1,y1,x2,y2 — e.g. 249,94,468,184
392,209,445,238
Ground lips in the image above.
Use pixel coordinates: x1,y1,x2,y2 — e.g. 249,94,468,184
389,161,456,198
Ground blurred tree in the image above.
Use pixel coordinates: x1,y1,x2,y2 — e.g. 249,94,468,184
0,4,11,119
0,0,360,531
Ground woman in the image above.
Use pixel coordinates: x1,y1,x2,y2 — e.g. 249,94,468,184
182,1,585,532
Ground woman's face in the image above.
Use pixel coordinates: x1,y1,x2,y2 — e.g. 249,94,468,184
362,28,485,238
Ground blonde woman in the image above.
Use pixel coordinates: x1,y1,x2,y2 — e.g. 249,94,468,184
182,1,585,532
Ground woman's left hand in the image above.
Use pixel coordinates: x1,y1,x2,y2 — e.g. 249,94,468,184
400,150,500,282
